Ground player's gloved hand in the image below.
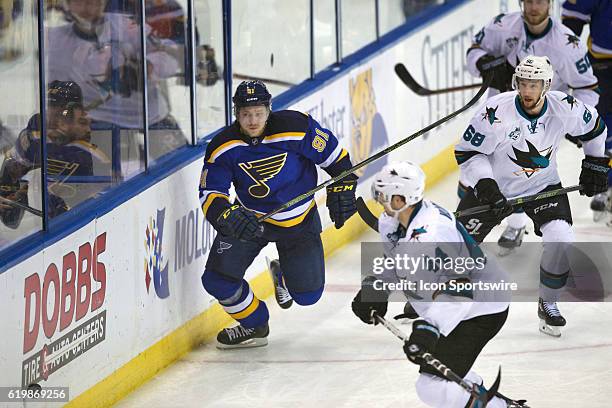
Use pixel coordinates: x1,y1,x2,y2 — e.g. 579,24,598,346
474,178,513,218
216,204,262,241
326,174,357,229
403,319,440,365
476,55,514,92
579,156,610,197
351,278,388,325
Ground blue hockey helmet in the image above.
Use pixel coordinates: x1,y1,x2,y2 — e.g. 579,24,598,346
47,80,83,108
232,80,272,109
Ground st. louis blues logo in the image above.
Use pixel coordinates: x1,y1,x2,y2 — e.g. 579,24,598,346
239,153,287,198
508,140,553,178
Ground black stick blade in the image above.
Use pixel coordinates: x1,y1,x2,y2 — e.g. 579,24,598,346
356,197,379,232
394,63,429,96
484,367,502,407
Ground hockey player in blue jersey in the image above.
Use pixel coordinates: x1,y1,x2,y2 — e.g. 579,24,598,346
199,80,358,348
562,0,612,220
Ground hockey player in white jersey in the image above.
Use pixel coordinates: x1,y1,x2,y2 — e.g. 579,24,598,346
462,0,600,252
455,55,608,336
352,161,528,407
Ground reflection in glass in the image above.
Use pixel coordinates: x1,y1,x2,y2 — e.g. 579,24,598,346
195,0,225,139
314,0,337,72
341,0,375,58
0,0,41,250
232,0,309,97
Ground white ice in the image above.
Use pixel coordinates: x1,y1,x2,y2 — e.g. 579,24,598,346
116,141,612,408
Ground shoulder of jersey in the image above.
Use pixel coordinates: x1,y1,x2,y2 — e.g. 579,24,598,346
483,91,517,109
204,124,244,160
547,90,583,110
487,11,522,31
266,110,310,134
552,20,585,51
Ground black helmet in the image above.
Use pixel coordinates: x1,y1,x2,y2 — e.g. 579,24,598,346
232,80,271,109
47,80,83,108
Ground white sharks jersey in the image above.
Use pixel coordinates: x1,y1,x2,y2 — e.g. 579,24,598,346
377,200,510,336
455,91,607,199
467,12,599,106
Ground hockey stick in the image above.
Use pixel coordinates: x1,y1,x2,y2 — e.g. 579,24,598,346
357,186,584,232
455,184,583,218
373,314,501,406
394,57,505,96
258,76,492,222
0,195,43,217
356,197,379,232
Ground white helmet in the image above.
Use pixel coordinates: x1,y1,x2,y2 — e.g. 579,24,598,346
518,0,553,19
512,55,554,101
372,161,425,216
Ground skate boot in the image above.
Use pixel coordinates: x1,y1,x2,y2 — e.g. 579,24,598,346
497,225,525,256
216,323,269,349
538,298,566,337
267,257,293,309
591,192,607,222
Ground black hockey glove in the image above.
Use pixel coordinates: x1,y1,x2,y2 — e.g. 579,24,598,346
326,174,357,229
476,55,514,92
474,178,513,219
403,320,440,366
579,156,610,197
351,277,388,325
216,205,262,241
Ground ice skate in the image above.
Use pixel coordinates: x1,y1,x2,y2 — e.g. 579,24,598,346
216,323,269,349
497,225,525,256
267,257,293,309
591,191,607,222
538,298,566,337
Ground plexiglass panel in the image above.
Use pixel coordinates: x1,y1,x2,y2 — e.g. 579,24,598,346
341,0,375,58
314,0,337,72
0,0,42,249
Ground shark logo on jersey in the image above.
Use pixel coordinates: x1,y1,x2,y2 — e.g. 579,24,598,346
239,153,288,198
493,13,505,25
562,95,577,110
565,34,580,48
482,106,500,125
509,140,553,178
410,226,427,241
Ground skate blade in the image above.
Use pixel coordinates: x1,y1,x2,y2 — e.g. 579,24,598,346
593,211,606,222
216,337,268,350
538,319,562,337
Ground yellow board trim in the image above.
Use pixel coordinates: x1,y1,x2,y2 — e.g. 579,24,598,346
67,143,457,408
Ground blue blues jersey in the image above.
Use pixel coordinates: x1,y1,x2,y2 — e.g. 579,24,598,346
562,0,612,57
11,114,110,180
199,110,351,229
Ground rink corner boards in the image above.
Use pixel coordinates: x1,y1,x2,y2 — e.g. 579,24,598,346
66,144,457,408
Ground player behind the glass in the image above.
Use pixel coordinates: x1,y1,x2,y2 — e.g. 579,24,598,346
454,55,608,336
561,0,612,221
463,0,600,253
351,161,528,408
199,80,358,349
